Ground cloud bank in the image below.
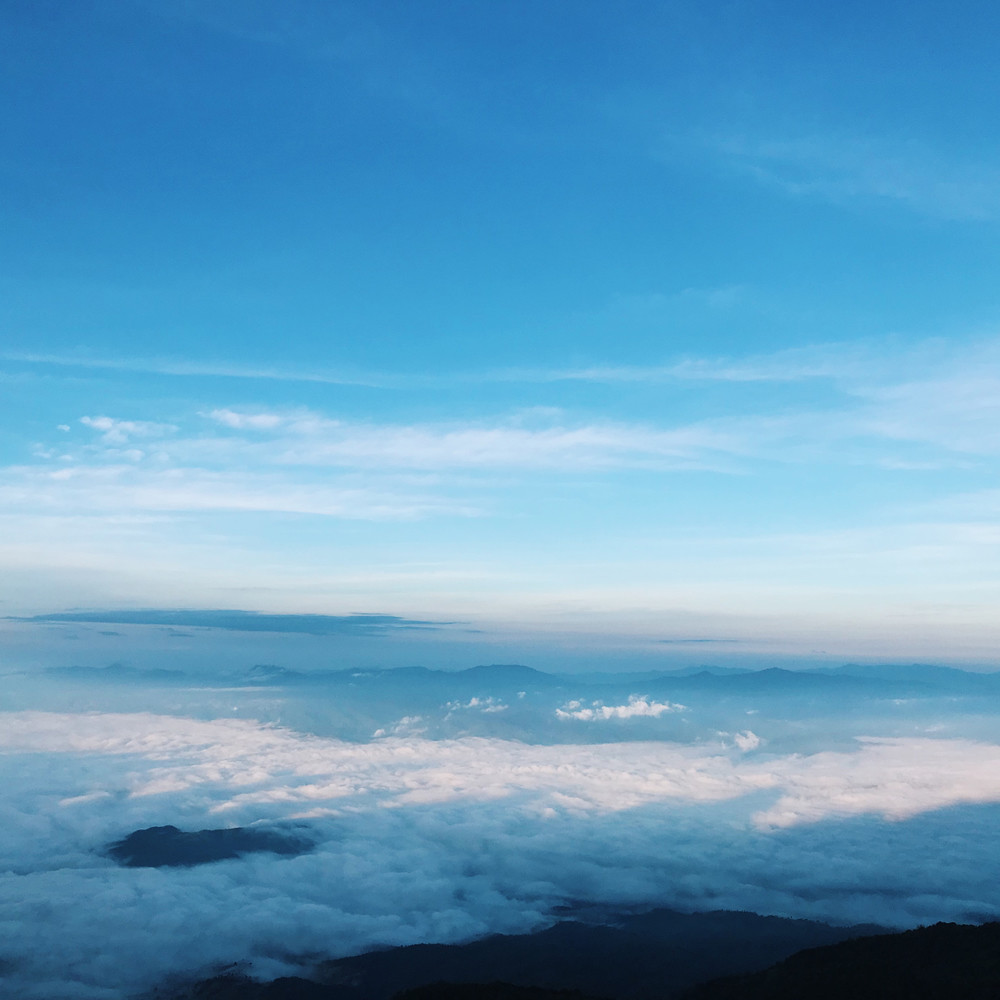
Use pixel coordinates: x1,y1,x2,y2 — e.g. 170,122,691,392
4,710,1000,998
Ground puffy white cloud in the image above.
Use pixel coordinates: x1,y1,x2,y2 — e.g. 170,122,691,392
206,409,287,430
445,696,509,716
80,416,177,444
733,730,762,752
555,695,686,721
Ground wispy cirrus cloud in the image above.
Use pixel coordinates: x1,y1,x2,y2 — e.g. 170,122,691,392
0,410,744,524
706,131,1000,221
0,463,476,520
7,347,1000,531
202,408,743,471
2,351,389,387
853,374,1000,455
196,366,1000,470
79,415,179,444
6,333,1000,395
0,378,753,517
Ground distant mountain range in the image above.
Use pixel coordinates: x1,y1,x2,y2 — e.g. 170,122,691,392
37,658,1000,747
42,660,1000,694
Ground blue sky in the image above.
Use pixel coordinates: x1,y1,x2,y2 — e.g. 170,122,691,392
3,0,1000,663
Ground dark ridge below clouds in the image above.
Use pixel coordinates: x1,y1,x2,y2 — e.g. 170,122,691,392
657,639,742,645
11,609,453,635
684,920,1000,999
160,908,890,1000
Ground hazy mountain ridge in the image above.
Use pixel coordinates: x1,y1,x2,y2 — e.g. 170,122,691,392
39,660,1000,694
28,660,1000,748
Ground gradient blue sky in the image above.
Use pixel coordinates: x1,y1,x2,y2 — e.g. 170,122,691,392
3,0,1000,662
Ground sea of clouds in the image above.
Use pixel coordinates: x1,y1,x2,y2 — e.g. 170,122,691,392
5,671,1000,1000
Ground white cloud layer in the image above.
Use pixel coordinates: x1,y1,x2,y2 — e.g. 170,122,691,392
4,711,1000,998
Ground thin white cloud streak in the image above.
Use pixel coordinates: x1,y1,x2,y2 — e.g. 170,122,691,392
854,375,1000,454
0,465,477,520
924,488,1000,518
544,340,1000,461
8,333,1000,392
203,410,743,471
707,131,1000,221
542,340,882,385
79,416,178,444
105,334,1000,467
0,410,746,524
1,351,388,387
0,410,747,527
548,335,1000,388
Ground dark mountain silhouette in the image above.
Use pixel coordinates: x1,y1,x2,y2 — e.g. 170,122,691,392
160,909,885,1000
165,919,1000,1000
681,920,1000,999
167,975,601,1000
312,910,885,1000
166,973,607,1000
394,986,603,1000
166,973,345,999
107,825,313,867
